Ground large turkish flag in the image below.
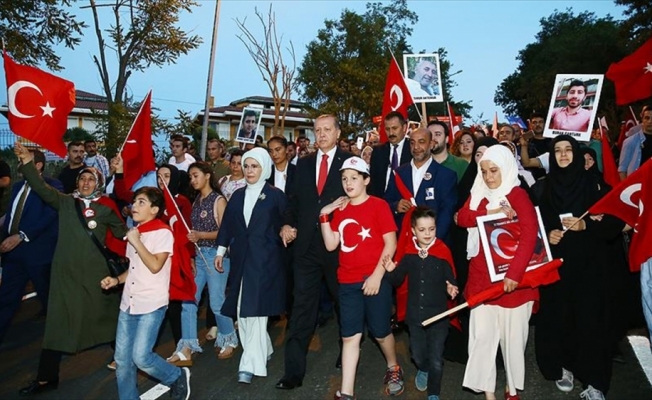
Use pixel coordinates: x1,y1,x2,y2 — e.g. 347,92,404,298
3,51,74,157
606,37,652,105
379,56,414,143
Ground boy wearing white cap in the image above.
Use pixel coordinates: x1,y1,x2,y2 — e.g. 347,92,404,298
319,156,402,400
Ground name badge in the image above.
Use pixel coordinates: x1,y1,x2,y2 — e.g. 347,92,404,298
423,172,432,181
425,187,435,201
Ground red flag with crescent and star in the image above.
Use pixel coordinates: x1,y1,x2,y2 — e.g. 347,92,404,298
588,158,652,271
379,55,414,143
120,90,155,189
606,37,652,106
3,51,75,157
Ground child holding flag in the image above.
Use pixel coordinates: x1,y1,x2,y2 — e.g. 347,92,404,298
319,156,402,400
382,206,458,400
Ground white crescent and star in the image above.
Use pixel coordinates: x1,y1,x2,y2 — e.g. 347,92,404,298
620,183,644,215
489,228,515,260
7,80,57,119
338,218,372,253
645,62,652,74
389,84,403,111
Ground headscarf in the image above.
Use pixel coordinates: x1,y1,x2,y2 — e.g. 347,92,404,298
72,166,105,201
457,137,499,208
540,135,601,230
500,140,535,187
242,147,273,226
466,145,521,259
579,147,601,179
158,164,181,196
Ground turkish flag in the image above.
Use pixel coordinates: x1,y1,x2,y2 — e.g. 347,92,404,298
599,117,620,188
120,90,155,189
617,106,638,150
606,37,652,105
161,182,196,302
3,51,74,158
447,102,460,147
379,56,414,143
588,158,652,271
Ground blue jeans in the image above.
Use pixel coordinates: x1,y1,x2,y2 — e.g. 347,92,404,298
179,247,238,351
115,307,180,400
409,321,448,396
641,258,652,343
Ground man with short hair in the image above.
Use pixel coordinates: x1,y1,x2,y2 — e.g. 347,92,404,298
405,59,439,97
619,105,652,179
237,110,258,141
549,80,592,132
266,136,296,194
206,139,230,181
276,114,352,390
520,112,551,179
338,138,351,153
167,135,195,172
369,111,412,197
83,139,110,180
287,142,298,165
427,120,469,182
497,124,517,143
58,141,86,194
0,149,63,345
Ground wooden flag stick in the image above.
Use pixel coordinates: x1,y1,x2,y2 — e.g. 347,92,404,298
420,102,428,127
422,302,469,326
563,210,589,232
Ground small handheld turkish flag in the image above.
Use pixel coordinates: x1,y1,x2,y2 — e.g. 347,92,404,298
379,56,414,143
3,51,75,157
120,90,155,189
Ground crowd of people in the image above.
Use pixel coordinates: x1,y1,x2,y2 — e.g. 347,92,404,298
0,105,649,400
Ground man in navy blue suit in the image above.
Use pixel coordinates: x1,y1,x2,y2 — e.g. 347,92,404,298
384,127,457,244
0,149,62,345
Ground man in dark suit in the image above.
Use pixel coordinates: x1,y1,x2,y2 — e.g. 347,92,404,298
0,149,62,345
369,111,412,197
266,135,296,194
276,115,352,390
384,127,458,244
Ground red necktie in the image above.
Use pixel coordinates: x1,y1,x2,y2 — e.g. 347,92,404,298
317,154,329,195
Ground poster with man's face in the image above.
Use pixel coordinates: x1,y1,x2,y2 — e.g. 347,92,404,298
402,53,443,103
235,107,263,144
543,74,604,142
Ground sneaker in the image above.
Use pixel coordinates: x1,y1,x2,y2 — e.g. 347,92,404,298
580,385,605,400
555,368,574,393
170,367,191,400
427,396,440,400
415,370,428,392
384,365,405,396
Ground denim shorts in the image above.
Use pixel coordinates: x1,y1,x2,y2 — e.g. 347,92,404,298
339,278,392,338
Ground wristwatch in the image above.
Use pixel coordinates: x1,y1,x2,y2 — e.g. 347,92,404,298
18,231,28,242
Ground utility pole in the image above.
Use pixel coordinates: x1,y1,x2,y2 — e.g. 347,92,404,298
200,0,222,160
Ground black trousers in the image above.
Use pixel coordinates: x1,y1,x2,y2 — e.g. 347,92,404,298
37,348,63,382
283,241,340,381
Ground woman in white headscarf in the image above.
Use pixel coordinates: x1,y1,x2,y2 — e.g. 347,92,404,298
215,147,288,384
456,145,539,400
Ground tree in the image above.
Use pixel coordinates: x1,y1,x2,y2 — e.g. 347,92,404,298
494,9,628,131
63,127,95,142
235,5,298,137
297,0,417,136
1,0,86,71
615,0,652,47
87,0,202,156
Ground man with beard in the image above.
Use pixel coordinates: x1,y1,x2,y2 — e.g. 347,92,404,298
405,59,440,98
58,141,86,194
384,127,457,244
520,112,551,179
427,120,468,182
549,80,591,132
369,111,412,197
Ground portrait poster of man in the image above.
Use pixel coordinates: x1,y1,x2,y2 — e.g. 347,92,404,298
235,107,263,144
402,53,443,103
476,207,552,283
543,74,604,142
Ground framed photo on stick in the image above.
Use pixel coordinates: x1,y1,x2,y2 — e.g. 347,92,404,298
402,53,443,103
476,206,552,283
235,107,263,144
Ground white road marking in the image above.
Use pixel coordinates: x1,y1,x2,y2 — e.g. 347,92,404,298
140,383,169,400
629,335,652,386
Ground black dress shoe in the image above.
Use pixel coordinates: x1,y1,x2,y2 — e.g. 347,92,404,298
275,377,302,390
19,380,59,396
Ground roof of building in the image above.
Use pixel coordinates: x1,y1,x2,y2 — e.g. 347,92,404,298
228,95,307,109
75,90,109,111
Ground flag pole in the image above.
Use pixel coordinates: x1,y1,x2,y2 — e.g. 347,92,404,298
422,302,468,326
161,179,211,271
630,105,639,125
118,90,152,153
199,0,222,161
387,46,421,122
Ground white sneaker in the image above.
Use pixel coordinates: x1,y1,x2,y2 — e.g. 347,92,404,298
555,368,574,392
580,385,605,400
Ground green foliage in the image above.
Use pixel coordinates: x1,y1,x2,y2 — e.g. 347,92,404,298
63,127,95,142
0,0,86,71
494,9,628,129
297,0,417,136
615,0,652,47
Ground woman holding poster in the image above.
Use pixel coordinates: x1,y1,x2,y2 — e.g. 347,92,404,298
532,135,625,400
457,145,538,400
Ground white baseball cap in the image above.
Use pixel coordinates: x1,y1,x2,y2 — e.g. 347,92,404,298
340,156,370,174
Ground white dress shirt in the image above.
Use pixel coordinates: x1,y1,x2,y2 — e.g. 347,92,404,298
411,157,433,195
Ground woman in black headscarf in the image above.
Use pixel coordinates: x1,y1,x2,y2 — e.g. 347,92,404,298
532,135,626,400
